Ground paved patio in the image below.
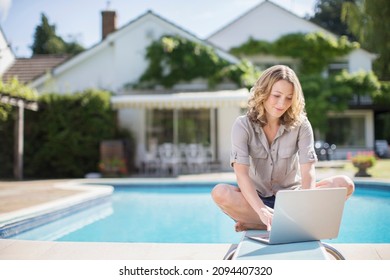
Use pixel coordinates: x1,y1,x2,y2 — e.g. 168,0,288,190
0,168,389,260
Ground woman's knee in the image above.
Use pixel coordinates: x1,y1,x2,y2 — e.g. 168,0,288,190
211,183,232,206
331,175,355,198
316,175,355,198
340,175,355,197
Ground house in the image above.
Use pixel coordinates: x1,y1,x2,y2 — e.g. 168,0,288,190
20,10,248,171
1,0,381,172
207,0,378,158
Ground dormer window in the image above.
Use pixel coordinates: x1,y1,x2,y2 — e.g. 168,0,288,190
328,62,349,76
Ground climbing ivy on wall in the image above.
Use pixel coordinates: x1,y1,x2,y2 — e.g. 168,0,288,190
137,35,260,89
139,36,226,88
137,32,358,90
373,81,390,104
231,32,358,74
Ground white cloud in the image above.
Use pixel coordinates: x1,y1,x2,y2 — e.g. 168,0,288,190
0,0,11,22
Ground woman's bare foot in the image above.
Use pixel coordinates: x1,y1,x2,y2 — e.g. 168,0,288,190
235,222,267,232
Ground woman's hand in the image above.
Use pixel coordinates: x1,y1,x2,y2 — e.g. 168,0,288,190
258,207,273,231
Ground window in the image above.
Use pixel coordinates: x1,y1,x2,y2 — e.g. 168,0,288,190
326,116,366,147
178,109,210,145
145,108,211,150
328,62,349,76
146,109,174,145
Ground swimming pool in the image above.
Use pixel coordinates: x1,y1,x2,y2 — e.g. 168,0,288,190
9,180,390,244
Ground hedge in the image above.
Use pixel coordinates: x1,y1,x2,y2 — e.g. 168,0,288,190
0,88,135,179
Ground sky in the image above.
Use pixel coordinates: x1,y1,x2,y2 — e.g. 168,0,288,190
0,0,317,58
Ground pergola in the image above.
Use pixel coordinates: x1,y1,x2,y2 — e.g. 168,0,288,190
0,93,39,180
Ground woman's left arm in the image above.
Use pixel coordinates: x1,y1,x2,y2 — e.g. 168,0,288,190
300,162,316,189
298,118,317,189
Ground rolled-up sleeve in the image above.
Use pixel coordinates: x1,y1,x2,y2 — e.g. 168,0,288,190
230,117,251,167
298,118,318,164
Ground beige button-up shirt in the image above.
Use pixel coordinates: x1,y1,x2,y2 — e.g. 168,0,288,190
230,115,318,197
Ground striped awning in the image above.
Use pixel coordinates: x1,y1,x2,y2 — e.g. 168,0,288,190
111,89,249,109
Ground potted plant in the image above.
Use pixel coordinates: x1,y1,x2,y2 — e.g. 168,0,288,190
98,158,128,177
349,151,376,177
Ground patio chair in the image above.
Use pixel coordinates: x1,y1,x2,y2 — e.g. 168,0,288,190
158,143,182,176
184,144,209,173
142,151,161,175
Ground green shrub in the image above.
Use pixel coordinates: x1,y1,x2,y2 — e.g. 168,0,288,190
0,88,135,179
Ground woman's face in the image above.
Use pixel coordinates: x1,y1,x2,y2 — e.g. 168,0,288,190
263,79,293,121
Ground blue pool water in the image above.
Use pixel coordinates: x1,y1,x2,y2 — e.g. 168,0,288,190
11,181,390,244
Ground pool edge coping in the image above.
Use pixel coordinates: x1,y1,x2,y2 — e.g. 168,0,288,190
0,183,114,228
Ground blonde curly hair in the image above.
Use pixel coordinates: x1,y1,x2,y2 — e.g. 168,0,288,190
247,65,306,128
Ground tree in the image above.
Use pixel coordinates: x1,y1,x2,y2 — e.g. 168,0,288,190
31,13,84,56
309,0,357,41
31,13,66,54
342,0,390,80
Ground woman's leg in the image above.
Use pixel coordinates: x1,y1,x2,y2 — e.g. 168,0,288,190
211,183,267,231
315,175,355,199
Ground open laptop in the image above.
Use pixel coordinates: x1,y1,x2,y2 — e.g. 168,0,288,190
247,187,347,245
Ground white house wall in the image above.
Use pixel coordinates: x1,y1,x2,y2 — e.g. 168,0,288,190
348,49,375,73
102,14,187,90
32,15,150,93
218,106,242,171
35,42,117,93
0,28,15,76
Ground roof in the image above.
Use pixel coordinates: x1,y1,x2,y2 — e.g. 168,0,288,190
2,55,70,83
207,0,336,41
30,10,239,89
105,10,238,63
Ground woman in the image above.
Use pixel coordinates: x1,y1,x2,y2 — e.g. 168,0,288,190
211,65,354,232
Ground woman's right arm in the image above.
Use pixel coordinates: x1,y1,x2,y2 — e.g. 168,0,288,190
234,162,273,230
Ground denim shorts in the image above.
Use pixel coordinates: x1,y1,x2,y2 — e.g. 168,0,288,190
257,191,276,209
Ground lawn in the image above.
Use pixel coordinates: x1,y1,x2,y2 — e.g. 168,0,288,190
344,159,390,179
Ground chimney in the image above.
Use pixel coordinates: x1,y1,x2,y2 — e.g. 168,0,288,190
101,10,116,40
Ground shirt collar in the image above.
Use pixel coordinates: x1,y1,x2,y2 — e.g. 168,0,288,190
253,123,291,134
